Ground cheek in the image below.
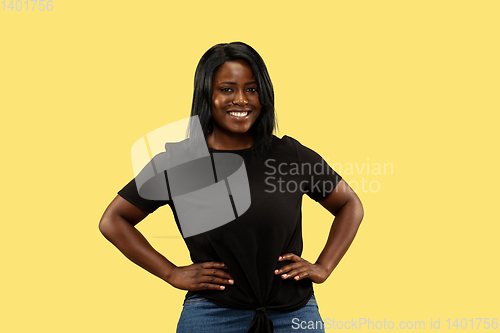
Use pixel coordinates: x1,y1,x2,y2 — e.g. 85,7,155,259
254,96,262,108
212,96,224,110
255,101,262,112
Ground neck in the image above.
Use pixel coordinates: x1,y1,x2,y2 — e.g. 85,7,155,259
207,130,255,150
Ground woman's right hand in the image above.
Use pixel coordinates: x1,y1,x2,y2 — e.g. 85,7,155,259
167,261,234,291
100,196,234,291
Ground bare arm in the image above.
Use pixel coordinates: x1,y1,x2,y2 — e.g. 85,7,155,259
315,179,364,275
99,195,234,290
275,179,364,282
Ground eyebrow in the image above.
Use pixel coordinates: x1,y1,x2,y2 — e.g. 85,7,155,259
217,81,257,85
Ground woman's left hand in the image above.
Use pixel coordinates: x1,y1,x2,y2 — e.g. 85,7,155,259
274,253,330,284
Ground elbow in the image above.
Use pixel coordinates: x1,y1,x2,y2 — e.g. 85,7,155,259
336,195,364,227
99,212,135,241
355,197,364,224
99,214,115,239
358,202,364,224
344,193,364,225
98,217,108,236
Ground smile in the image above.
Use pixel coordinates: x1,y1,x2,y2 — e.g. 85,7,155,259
228,111,251,118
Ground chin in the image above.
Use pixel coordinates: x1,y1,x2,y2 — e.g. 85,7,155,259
235,125,255,134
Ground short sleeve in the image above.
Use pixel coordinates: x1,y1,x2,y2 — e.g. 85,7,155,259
284,135,342,202
118,177,169,213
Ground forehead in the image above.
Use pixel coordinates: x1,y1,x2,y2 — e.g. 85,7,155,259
213,60,255,83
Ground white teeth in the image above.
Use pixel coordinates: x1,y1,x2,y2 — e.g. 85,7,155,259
229,112,249,117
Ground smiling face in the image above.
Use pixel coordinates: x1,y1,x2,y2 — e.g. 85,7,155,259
211,60,262,139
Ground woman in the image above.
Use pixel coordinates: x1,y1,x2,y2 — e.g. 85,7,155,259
99,42,364,332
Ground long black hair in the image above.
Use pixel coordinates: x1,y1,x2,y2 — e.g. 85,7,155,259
189,42,277,152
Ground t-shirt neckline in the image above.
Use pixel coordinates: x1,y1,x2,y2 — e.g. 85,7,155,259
207,145,255,152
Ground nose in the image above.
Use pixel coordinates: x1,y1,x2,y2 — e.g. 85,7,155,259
232,89,248,106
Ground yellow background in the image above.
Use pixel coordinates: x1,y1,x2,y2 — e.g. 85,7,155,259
1,1,499,332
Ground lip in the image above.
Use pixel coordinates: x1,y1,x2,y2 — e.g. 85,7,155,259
227,109,252,112
227,110,252,121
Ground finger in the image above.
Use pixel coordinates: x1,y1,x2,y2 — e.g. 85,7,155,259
201,261,228,269
275,264,294,275
281,266,308,279
201,268,234,285
203,268,234,280
200,275,234,285
294,271,312,281
278,253,302,262
196,283,228,291
274,261,306,275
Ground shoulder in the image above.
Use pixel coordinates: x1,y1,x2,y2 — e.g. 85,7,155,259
270,135,331,165
269,134,309,154
270,134,296,147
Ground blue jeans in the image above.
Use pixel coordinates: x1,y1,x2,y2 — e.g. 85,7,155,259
176,293,325,332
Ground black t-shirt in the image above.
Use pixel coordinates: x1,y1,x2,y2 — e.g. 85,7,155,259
118,135,342,332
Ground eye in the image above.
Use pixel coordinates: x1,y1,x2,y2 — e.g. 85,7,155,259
221,87,233,92
247,87,258,93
